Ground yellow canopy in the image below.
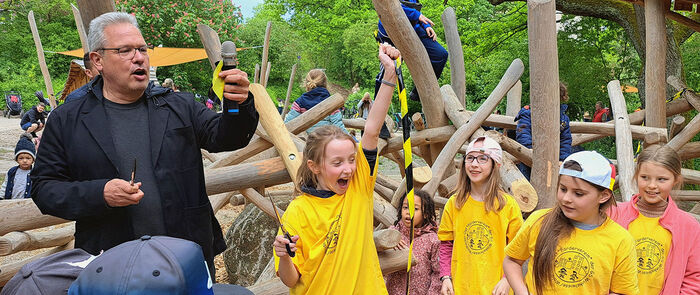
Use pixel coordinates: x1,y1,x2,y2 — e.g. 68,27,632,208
56,46,253,67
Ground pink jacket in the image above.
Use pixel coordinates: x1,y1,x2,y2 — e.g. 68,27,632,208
608,194,700,295
384,222,441,295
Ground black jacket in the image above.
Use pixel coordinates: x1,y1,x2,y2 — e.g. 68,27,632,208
20,106,47,126
31,76,258,264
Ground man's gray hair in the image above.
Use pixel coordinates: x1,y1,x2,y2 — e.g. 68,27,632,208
87,12,139,52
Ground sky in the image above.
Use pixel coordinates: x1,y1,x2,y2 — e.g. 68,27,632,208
235,0,265,20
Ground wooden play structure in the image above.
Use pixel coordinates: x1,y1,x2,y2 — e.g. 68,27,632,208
2,0,700,293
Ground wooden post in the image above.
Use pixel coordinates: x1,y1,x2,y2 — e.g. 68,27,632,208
0,199,68,236
669,115,686,139
608,80,637,201
372,0,450,164
374,229,402,251
28,11,57,109
75,0,116,32
254,63,260,84
441,7,466,105
679,142,700,161
239,188,285,220
422,59,523,197
644,0,667,129
71,4,89,51
378,249,418,275
249,84,302,181
485,129,532,167
205,157,292,195
196,24,222,70
281,63,298,118
264,61,272,88
506,81,523,118
527,0,560,209
0,224,75,256
412,112,432,165
667,76,700,111
374,193,398,227
260,22,272,88
667,113,700,151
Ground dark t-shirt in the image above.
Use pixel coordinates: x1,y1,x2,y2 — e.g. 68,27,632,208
103,97,166,237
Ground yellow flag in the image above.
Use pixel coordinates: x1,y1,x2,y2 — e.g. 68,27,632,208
211,61,225,100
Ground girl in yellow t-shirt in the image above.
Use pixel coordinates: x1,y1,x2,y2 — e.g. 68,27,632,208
608,144,700,295
438,136,524,295
271,44,400,295
504,151,639,295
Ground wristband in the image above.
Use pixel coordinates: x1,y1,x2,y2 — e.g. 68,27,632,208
380,79,396,87
440,275,452,282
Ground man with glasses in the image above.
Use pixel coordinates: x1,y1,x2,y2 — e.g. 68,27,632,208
31,12,258,277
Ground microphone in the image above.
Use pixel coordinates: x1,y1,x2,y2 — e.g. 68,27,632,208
221,41,239,115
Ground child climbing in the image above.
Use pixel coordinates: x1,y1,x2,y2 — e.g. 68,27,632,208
284,69,349,134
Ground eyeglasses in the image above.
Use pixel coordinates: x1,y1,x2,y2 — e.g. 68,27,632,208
99,46,149,60
465,154,490,164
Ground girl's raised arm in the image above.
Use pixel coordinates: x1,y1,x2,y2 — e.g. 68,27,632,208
361,44,400,151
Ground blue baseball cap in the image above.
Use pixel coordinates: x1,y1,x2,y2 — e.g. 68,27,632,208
68,236,214,295
1,249,94,295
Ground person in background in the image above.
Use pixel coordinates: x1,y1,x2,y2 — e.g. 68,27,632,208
2,134,36,200
283,69,349,134
65,53,99,103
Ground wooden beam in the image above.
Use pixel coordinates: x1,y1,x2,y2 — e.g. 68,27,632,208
682,167,700,185
281,63,298,119
372,0,449,164
239,188,285,220
205,157,292,196
374,229,402,251
374,193,398,227
196,24,222,70
264,61,272,88
260,22,272,88
422,59,523,197
666,10,700,33
667,113,700,151
254,63,260,84
668,75,700,111
528,0,560,209
0,199,68,236
412,112,432,166
484,129,532,167
608,80,637,201
644,0,667,129
442,7,466,106
75,0,116,32
377,248,417,275
28,11,56,109
0,224,75,256
669,115,686,139
70,4,89,51
671,190,700,202
678,141,700,161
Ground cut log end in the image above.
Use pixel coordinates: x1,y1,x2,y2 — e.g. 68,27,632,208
510,179,538,212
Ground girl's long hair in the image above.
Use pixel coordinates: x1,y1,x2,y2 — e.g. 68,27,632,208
294,125,355,195
532,160,616,294
394,189,437,227
634,144,683,189
451,155,505,212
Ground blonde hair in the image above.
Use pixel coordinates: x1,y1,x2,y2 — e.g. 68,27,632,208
295,125,356,195
451,155,505,212
634,144,683,189
559,81,569,102
304,69,327,91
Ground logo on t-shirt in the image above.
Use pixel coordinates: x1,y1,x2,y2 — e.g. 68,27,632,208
463,221,493,254
635,237,664,274
554,247,594,288
323,214,341,254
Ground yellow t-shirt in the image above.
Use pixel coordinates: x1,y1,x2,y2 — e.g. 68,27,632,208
437,193,523,295
505,209,639,295
274,143,388,295
628,214,672,295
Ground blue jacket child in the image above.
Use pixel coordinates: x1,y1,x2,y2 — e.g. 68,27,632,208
2,135,36,199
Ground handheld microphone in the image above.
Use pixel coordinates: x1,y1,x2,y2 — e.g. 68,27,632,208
221,41,239,115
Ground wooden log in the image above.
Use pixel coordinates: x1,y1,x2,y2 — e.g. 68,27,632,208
211,192,234,213
229,194,246,206
250,84,302,181
671,190,700,202
484,130,533,167
376,174,400,192
196,24,222,70
422,59,523,197
390,178,407,209
28,11,56,109
383,152,406,178
260,22,272,88
206,157,292,196
669,116,686,139
506,80,523,117
679,142,700,161
573,97,694,146
375,182,395,203
281,63,298,119
254,63,260,84
201,149,218,163
0,240,74,287
412,112,433,166
264,61,272,88
413,166,432,189
667,113,700,151
378,248,417,276
441,74,537,212
382,126,456,156
528,0,559,209
0,224,75,256
568,122,668,143
667,76,700,111
441,7,466,106
372,0,449,164
239,188,285,220
247,278,288,295
608,80,637,201
682,167,700,185
208,93,346,169
70,4,89,51
374,193,398,227
644,0,667,129
438,173,458,199
374,229,402,251
75,0,115,32
0,199,68,236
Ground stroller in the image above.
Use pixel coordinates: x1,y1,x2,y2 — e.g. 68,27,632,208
4,91,23,118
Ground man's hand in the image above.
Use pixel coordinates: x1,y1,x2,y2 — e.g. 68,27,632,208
218,69,250,103
104,179,144,207
419,14,434,26
426,27,437,41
